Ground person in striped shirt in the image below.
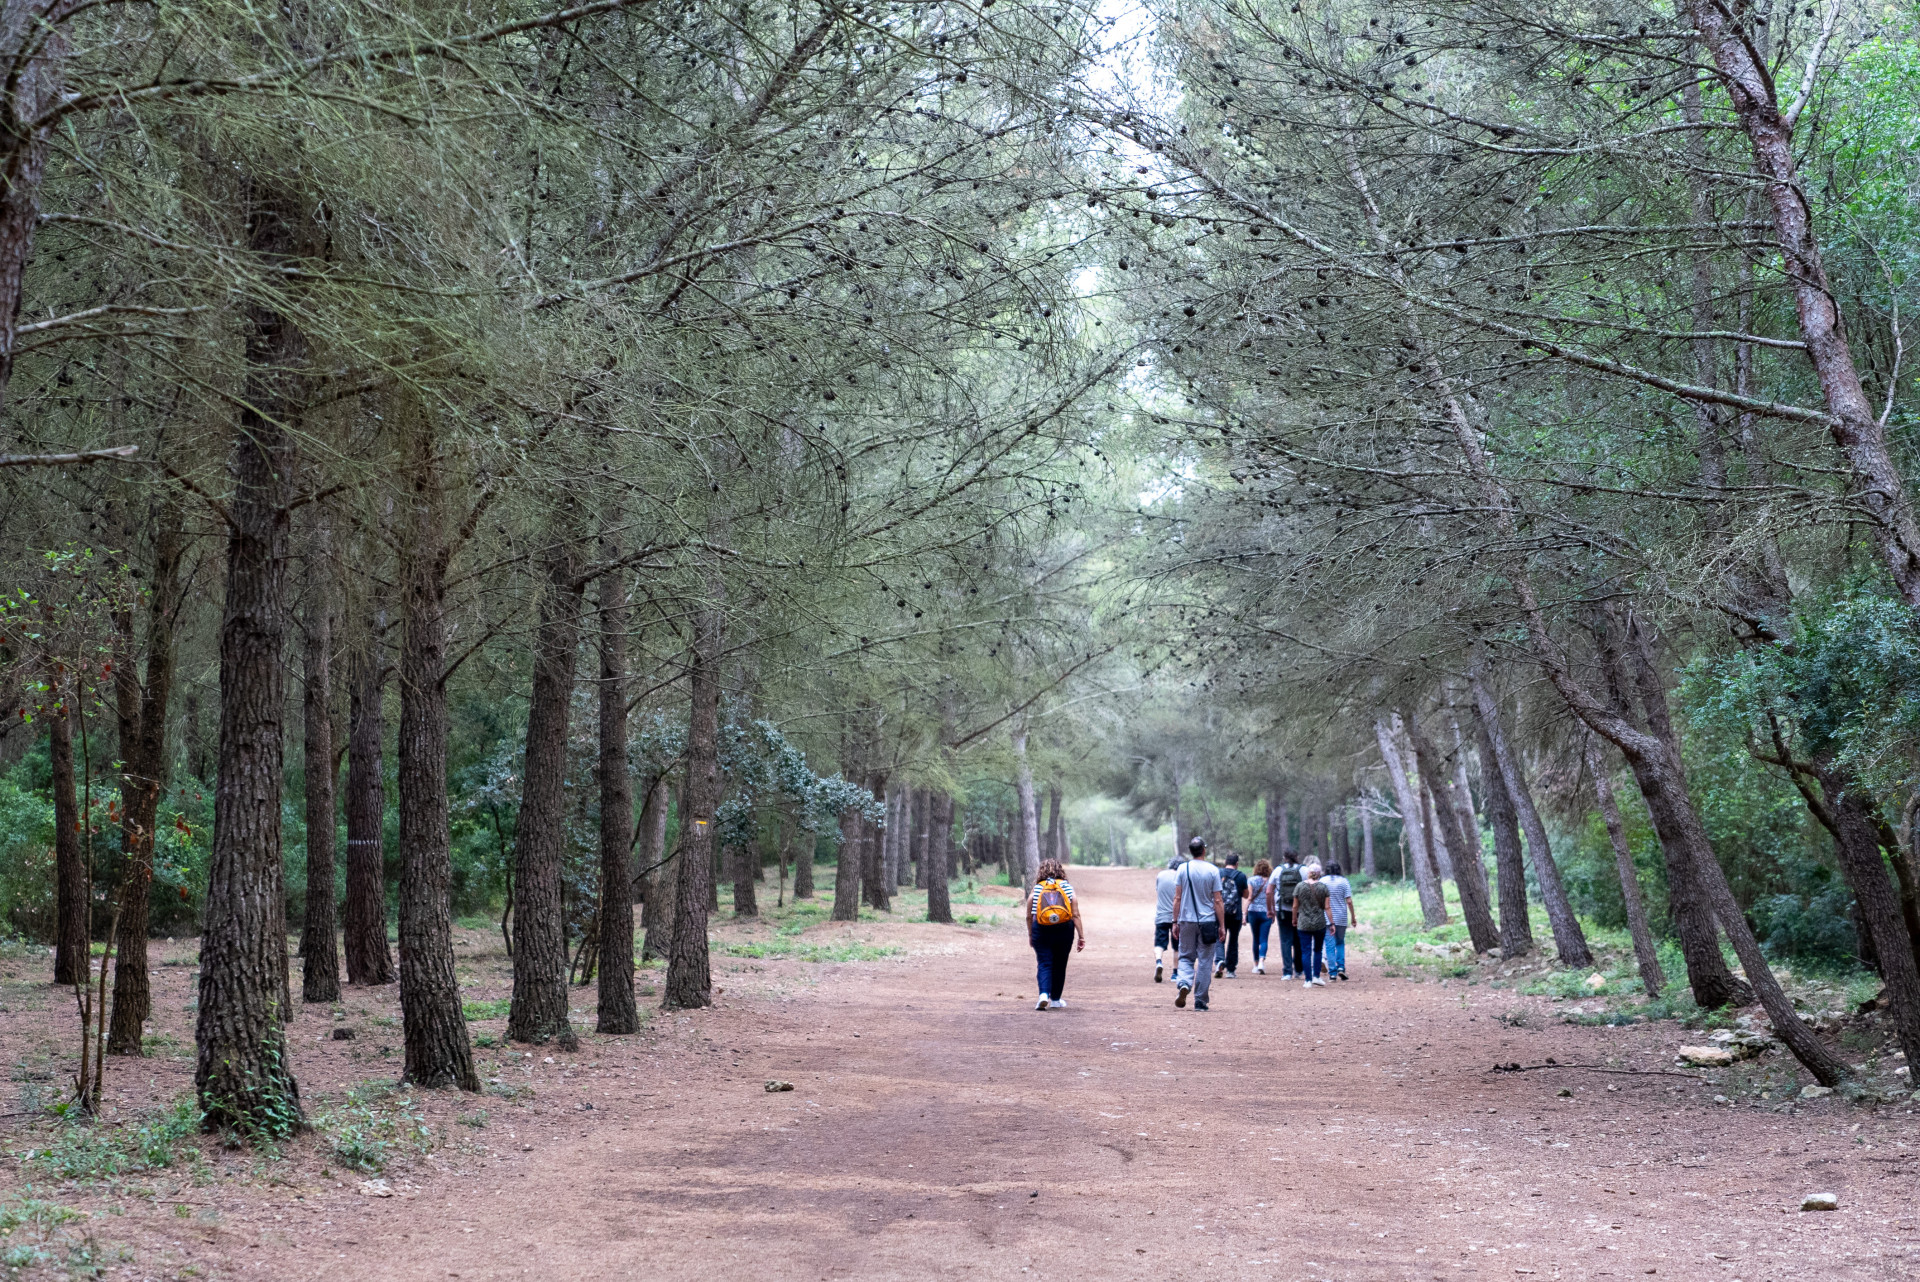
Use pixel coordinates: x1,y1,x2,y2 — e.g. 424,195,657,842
1027,860,1085,1009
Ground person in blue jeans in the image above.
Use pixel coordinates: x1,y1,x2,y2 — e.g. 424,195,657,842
1291,862,1332,987
1245,859,1273,974
1270,852,1305,979
1323,860,1356,981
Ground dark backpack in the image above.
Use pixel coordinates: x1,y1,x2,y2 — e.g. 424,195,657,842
1276,863,1304,901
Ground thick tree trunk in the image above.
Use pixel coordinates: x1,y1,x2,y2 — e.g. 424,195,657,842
731,841,758,918
1043,785,1061,864
1013,724,1042,884
1375,716,1445,925
1264,789,1282,864
1586,738,1665,998
926,792,953,923
862,773,890,912
595,564,638,1036
1474,714,1533,959
911,787,930,891
196,188,307,1132
342,606,394,986
107,502,184,1052
507,535,584,1046
1406,712,1499,952
830,802,863,921
50,695,86,986
1469,661,1592,967
0,0,71,409
394,435,479,1092
1332,805,1350,867
298,512,341,1005
664,606,722,1009
1360,802,1376,876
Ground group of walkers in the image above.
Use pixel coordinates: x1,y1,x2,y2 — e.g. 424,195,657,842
1025,837,1356,1013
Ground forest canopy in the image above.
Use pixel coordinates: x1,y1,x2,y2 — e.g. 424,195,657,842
3,0,1919,1127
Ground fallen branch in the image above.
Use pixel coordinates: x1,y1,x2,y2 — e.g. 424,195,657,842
1489,1060,1703,1080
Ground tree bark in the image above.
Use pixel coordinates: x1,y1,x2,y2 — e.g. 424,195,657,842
394,432,479,1092
1360,801,1376,876
862,773,890,912
1687,2,1920,607
50,691,86,986
664,605,722,1009
342,600,394,986
1405,711,1499,952
298,509,341,1004
636,775,671,959
1013,723,1041,884
1469,659,1592,967
1473,710,1534,959
196,184,307,1132
1375,716,1445,925
790,808,814,900
1264,789,1282,864
910,787,930,891
507,533,585,1046
926,792,953,923
105,500,185,1051
1586,738,1666,998
830,800,863,921
0,1,74,409
595,562,638,1036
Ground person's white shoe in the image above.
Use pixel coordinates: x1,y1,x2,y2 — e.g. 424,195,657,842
1254,964,1265,974
1302,979,1313,989
1052,997,1067,1008
1154,959,1164,983
1035,995,1050,1010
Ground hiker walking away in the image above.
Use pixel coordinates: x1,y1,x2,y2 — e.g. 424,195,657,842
1270,849,1305,980
1168,837,1225,1011
1292,862,1332,988
1324,861,1356,982
1028,859,1085,1010
1245,859,1273,974
1216,852,1249,979
1153,857,1182,983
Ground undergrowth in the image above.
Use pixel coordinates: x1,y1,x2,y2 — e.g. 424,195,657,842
14,1098,202,1184
315,1085,434,1175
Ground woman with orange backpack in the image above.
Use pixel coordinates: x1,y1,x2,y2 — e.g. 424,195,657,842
1028,859,1085,1010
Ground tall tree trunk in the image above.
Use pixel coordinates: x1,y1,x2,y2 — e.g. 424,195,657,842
107,500,184,1051
1264,789,1282,864
1332,804,1350,867
881,787,902,896
0,0,71,409
1586,738,1666,998
911,787,930,891
790,807,814,900
926,792,953,923
508,533,585,1047
196,185,307,1132
50,692,86,986
1375,716,1445,925
1406,712,1499,952
1360,802,1376,876
664,606,722,1009
732,840,758,918
830,801,863,921
637,775,672,958
1687,2,1920,608
342,600,393,986
1013,723,1041,884
862,773,889,912
595,562,637,1036
394,432,479,1092
1469,659,1592,967
1043,784,1061,864
298,509,341,1004
1474,712,1533,959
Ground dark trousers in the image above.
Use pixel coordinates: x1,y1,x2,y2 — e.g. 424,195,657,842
1300,927,1327,981
1276,914,1302,976
1220,914,1243,973
1032,922,1075,1000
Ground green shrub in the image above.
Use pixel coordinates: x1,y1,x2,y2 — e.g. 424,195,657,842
16,1098,201,1183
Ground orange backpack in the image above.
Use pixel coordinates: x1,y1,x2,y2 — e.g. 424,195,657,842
1033,879,1073,925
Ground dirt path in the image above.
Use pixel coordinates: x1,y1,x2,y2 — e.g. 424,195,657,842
17,868,1920,1280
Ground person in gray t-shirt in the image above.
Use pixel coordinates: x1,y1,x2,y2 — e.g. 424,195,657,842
1152,858,1182,983
1167,840,1225,1010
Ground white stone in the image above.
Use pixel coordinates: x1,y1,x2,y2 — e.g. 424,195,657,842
1801,1192,1839,1212
1678,1046,1736,1067
1800,1084,1834,1099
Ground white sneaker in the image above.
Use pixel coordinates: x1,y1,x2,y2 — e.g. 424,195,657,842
1254,964,1265,974
1154,959,1164,983
1313,977,1327,987
1035,995,1050,1010
1302,979,1313,989
1052,997,1067,1008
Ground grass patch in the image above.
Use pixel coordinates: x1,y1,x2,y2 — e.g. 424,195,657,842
14,1098,202,1183
717,939,902,963
315,1085,433,1175
461,999,510,1021
0,1195,96,1274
